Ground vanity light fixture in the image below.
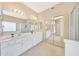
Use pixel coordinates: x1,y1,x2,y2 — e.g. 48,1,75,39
18,10,21,13
13,8,24,15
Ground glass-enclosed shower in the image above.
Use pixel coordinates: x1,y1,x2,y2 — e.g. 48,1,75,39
45,15,65,48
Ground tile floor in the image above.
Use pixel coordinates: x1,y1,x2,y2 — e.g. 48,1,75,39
20,36,64,56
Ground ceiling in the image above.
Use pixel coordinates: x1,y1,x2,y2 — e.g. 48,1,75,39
22,2,60,13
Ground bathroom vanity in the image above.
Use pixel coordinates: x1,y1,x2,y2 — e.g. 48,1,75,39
0,32,43,56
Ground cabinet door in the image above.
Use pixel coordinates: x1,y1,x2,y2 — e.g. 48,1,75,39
1,41,7,56
5,40,17,56
15,39,23,55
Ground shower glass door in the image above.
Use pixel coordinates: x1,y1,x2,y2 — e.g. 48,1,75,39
53,16,64,48
45,16,64,48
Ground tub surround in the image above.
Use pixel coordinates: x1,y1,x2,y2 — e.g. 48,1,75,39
64,39,79,56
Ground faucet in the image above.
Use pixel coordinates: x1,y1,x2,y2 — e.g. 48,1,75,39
11,34,14,37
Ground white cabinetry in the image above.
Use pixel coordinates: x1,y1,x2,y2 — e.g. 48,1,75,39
0,32,43,56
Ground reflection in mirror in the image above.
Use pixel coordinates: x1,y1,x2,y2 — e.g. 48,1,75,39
0,3,3,36
2,21,16,35
0,2,40,37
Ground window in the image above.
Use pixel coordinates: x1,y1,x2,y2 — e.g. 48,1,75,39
2,21,16,32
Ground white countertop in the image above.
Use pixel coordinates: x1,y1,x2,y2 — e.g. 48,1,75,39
0,32,42,42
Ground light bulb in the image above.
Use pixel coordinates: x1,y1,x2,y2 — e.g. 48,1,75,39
18,10,21,13
20,12,24,15
14,9,18,12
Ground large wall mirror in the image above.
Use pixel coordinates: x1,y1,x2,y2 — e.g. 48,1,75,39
0,3,39,37
2,21,16,35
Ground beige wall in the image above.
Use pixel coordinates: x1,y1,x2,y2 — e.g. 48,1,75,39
38,2,76,39
64,14,71,39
